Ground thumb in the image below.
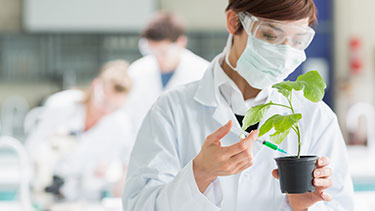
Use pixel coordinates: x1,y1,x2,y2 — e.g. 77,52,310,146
272,169,279,179
207,120,233,144
241,129,259,150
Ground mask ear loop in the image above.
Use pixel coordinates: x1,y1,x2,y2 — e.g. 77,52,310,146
224,12,258,70
224,43,238,71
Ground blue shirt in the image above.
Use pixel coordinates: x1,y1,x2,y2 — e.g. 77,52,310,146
161,71,175,88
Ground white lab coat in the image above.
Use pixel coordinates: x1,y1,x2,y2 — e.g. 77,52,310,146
26,90,133,199
124,49,209,137
44,89,85,108
122,53,354,210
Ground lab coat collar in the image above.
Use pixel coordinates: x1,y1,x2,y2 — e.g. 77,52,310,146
193,34,232,108
145,49,194,92
164,49,197,90
193,56,220,108
214,59,272,115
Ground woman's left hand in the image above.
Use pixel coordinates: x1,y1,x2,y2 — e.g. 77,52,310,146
272,156,333,211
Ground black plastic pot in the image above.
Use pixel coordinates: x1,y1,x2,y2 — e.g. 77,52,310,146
275,156,318,194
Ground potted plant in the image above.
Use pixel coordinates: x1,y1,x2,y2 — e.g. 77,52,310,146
242,70,327,194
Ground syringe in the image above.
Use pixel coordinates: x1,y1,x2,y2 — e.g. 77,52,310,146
236,129,291,155
261,140,289,155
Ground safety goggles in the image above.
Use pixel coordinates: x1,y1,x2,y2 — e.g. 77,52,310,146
238,12,315,50
150,43,179,59
138,38,179,58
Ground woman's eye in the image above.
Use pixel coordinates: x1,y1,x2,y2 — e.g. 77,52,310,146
262,33,277,41
293,40,303,47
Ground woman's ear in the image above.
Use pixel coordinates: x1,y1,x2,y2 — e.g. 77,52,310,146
226,10,239,35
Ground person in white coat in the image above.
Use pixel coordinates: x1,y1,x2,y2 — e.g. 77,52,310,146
124,12,209,137
123,0,354,210
26,60,133,200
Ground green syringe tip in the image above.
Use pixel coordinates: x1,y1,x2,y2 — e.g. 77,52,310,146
263,141,288,154
277,148,288,154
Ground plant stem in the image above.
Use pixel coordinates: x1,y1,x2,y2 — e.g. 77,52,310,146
291,125,301,158
270,103,292,110
291,126,298,135
295,125,301,158
288,93,301,158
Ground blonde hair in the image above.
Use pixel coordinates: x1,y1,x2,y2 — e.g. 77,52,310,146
84,60,132,104
98,60,132,93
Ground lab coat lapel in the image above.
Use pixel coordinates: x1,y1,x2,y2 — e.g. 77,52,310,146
164,64,182,90
164,50,189,90
193,55,248,140
212,97,237,127
146,57,164,94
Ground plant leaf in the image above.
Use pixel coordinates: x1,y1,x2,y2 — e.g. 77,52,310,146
272,81,304,98
242,102,272,131
259,115,278,137
259,113,301,142
296,71,327,102
270,129,291,145
273,113,302,132
272,83,291,98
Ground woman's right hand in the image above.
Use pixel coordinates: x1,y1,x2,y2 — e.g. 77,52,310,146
193,120,259,193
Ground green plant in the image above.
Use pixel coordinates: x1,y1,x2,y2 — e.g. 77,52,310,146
242,71,327,158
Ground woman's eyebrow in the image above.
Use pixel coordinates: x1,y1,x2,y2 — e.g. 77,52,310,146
266,23,284,33
267,23,309,37
296,32,308,36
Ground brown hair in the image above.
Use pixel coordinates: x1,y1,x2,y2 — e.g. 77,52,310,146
226,0,317,33
141,12,185,42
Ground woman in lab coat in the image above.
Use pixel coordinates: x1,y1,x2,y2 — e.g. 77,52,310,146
26,60,133,200
123,0,354,210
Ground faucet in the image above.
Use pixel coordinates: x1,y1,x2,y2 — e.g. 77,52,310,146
346,102,375,155
1,96,29,136
0,136,33,211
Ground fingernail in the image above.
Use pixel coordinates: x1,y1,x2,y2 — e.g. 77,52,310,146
324,169,329,175
315,179,321,185
322,192,328,198
319,159,324,165
315,170,320,176
254,130,259,136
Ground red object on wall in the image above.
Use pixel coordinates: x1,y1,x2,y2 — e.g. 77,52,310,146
349,37,363,74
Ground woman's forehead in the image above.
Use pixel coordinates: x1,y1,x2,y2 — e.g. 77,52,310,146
288,18,309,26
258,17,309,27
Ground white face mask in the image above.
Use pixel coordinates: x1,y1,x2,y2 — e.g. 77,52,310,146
225,35,306,89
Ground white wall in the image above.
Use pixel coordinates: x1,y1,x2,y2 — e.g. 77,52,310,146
23,0,156,32
160,0,227,30
1,0,228,32
334,0,375,139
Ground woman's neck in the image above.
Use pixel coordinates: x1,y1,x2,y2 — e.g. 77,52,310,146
221,54,261,101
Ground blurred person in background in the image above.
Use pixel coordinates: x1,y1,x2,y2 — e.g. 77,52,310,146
26,60,133,202
124,12,209,139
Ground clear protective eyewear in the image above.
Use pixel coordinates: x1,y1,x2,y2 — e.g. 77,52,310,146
238,12,315,50
138,38,179,58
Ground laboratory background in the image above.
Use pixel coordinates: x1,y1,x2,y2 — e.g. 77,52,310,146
0,0,373,210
